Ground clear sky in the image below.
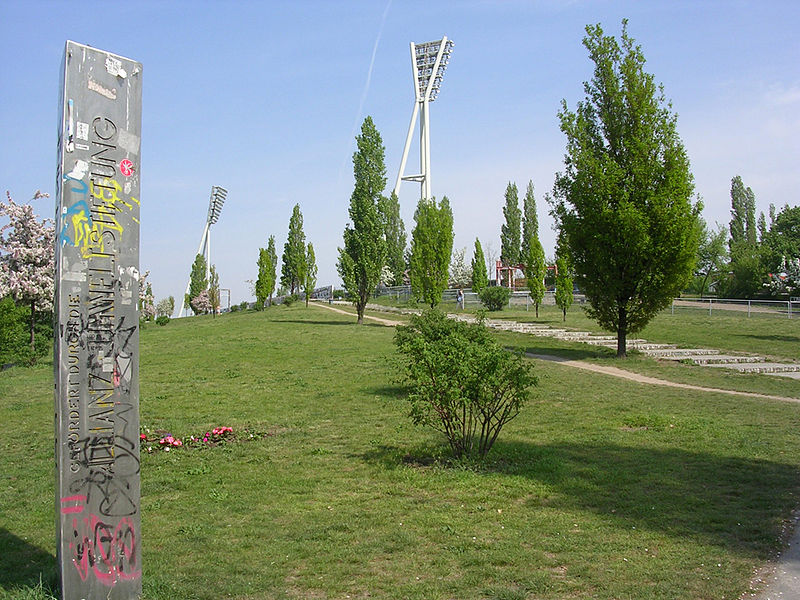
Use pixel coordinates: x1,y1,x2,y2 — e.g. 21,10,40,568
1,0,798,308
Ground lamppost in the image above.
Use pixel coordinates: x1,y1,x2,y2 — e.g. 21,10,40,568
394,36,455,201
179,185,227,317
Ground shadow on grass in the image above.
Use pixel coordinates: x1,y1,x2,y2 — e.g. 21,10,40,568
0,528,57,592
277,319,388,329
735,333,800,344
362,440,799,557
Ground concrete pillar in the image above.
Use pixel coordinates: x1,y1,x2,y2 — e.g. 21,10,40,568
54,41,143,600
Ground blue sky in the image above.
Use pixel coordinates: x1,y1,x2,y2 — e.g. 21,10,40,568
1,0,798,306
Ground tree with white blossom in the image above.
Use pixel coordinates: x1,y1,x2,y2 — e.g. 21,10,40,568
0,191,55,356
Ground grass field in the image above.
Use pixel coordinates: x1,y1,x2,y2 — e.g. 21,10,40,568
2,304,800,599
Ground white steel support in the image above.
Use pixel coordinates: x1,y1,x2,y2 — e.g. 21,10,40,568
394,36,454,201
179,186,227,317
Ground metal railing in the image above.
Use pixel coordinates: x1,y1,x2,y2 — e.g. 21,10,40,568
671,297,797,318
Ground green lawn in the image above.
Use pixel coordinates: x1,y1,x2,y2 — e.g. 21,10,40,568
3,304,800,599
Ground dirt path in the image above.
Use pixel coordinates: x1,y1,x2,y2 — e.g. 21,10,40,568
313,303,800,404
313,302,407,326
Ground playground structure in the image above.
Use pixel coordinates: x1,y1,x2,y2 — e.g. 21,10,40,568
495,260,558,289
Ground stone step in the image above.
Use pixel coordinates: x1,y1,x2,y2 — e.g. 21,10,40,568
643,348,720,357
705,362,800,373
688,355,767,365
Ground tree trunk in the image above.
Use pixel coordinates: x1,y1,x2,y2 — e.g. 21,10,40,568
29,299,36,355
617,305,627,358
357,296,365,325
562,308,566,322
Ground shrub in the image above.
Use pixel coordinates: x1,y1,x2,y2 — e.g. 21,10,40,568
394,309,537,458
282,294,300,307
479,286,512,311
239,301,249,311
155,315,170,326
230,304,239,312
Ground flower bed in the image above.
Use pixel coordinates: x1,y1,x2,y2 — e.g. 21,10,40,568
139,425,279,453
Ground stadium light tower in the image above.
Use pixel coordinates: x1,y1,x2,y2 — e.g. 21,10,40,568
394,36,454,201
179,185,227,317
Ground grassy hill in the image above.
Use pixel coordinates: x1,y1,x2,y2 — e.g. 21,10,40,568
2,304,800,599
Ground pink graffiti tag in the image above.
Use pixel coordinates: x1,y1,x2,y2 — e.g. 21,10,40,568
60,495,87,514
69,513,140,586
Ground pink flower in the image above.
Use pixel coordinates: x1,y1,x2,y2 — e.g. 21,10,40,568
140,434,147,441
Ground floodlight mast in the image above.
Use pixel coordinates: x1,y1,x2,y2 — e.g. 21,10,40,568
179,185,227,317
394,36,454,201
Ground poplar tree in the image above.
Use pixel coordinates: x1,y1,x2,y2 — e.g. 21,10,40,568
256,235,278,309
266,236,277,306
521,182,546,316
338,116,387,324
471,238,489,293
500,182,521,266
281,204,307,295
555,254,574,322
208,264,221,317
521,181,538,260
550,21,700,357
304,243,317,307
726,176,761,298
380,191,407,286
186,254,208,315
409,196,454,308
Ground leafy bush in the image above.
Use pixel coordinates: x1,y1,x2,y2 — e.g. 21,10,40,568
479,286,512,311
0,296,52,366
239,301,249,311
230,304,239,312
156,315,170,326
394,309,537,458
282,294,300,307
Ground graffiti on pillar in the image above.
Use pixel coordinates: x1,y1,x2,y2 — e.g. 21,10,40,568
55,41,143,599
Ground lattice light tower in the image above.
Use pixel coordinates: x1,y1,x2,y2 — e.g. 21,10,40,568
394,36,455,200
179,185,227,317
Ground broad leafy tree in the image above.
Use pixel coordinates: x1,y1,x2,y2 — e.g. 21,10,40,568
186,253,208,315
409,196,454,308
695,220,728,298
500,182,521,266
471,238,488,293
0,191,54,357
281,204,307,295
449,247,471,288
380,191,407,285
304,242,317,307
762,204,799,275
550,21,701,357
338,116,387,324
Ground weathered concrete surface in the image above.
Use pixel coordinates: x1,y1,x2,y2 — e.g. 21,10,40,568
54,41,142,600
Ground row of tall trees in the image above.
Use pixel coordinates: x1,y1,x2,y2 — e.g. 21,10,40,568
692,176,799,299
255,204,317,310
338,116,458,321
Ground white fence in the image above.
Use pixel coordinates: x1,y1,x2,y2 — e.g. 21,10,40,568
376,285,587,310
671,297,798,319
